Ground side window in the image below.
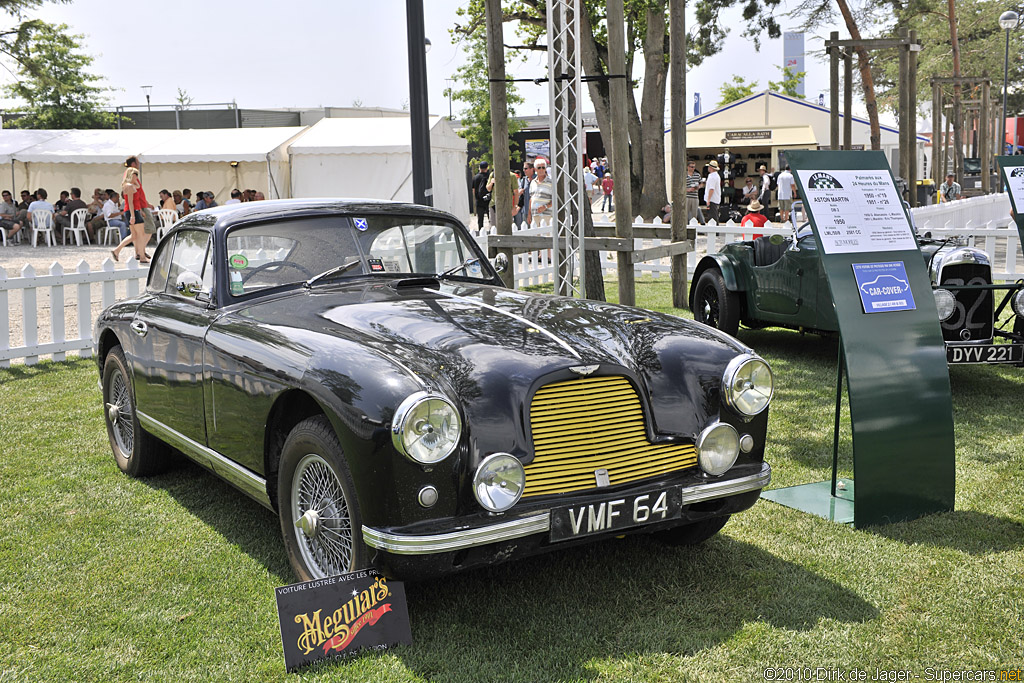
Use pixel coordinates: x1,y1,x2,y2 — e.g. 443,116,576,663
165,230,212,300
147,240,173,293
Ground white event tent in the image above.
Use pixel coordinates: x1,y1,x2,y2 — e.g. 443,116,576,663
0,129,71,194
288,117,470,221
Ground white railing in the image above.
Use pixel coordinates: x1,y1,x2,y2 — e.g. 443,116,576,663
0,259,148,367
2,195,1019,365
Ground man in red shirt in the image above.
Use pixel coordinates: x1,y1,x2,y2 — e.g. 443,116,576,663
601,173,614,212
740,199,768,239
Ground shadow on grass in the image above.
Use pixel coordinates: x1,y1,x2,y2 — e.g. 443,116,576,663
395,533,877,681
0,357,94,384
142,458,293,584
868,509,1024,555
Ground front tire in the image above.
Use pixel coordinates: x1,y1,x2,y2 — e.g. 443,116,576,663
102,345,171,477
693,269,740,336
655,515,730,546
278,416,367,581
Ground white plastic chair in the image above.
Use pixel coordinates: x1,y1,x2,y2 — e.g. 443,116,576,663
156,209,177,241
63,208,90,246
99,214,121,245
31,210,55,247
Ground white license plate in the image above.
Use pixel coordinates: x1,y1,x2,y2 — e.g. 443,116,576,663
946,343,1024,364
549,487,681,542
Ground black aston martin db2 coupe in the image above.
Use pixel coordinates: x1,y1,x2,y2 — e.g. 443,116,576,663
96,199,774,580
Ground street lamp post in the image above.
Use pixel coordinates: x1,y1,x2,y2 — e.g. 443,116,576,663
406,0,433,206
445,78,453,120
141,85,152,112
999,9,1019,191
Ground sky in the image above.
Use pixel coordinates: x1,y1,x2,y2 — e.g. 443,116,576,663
0,0,872,123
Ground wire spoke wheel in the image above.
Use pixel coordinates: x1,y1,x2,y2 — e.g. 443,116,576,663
291,453,353,578
699,283,721,328
108,370,135,456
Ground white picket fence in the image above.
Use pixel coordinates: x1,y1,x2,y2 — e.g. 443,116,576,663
0,259,149,367
2,194,1020,366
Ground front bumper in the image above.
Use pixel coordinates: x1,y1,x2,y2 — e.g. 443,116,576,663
362,462,771,557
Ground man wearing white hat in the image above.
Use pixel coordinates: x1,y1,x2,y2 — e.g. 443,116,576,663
705,160,722,223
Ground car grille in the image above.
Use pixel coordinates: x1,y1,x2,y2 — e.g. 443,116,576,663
939,263,993,342
523,375,697,498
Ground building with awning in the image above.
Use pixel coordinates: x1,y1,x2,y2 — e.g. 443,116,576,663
667,90,927,182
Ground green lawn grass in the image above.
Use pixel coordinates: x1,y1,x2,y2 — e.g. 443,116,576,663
2,278,1023,681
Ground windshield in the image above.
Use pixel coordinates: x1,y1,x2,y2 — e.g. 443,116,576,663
224,214,491,296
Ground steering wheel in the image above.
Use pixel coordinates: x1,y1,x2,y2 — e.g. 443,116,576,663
239,261,313,284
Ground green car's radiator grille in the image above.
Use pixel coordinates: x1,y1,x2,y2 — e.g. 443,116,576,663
523,375,697,498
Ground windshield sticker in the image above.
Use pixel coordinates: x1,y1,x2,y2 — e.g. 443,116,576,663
367,258,385,272
353,217,369,231
229,253,249,269
383,260,400,272
468,261,482,276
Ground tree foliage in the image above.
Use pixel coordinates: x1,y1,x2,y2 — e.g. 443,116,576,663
718,75,758,106
451,0,785,219
448,15,526,166
3,21,116,129
768,65,806,99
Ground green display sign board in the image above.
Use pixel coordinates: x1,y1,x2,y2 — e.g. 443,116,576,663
762,150,955,528
996,156,1024,240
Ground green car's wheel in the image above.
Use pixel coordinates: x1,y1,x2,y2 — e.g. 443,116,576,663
102,346,172,477
693,269,740,336
655,515,729,546
278,416,367,581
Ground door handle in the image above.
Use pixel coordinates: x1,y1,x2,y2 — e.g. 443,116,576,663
130,320,148,337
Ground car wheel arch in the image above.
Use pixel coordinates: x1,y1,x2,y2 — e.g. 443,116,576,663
690,256,743,309
97,328,123,369
263,389,329,511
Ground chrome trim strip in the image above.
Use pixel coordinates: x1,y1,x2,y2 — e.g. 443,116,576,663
361,462,772,555
137,411,273,510
434,290,582,360
681,462,771,504
363,514,551,555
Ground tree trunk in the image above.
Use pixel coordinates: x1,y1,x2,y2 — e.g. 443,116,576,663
948,0,964,179
835,0,881,150
639,5,668,219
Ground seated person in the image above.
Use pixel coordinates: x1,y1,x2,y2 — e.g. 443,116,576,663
738,178,758,207
0,190,23,240
90,189,128,240
741,200,768,237
27,188,55,233
55,187,91,241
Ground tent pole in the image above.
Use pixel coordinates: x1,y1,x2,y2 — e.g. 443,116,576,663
10,160,14,196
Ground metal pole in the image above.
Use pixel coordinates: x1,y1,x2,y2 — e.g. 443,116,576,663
829,33,839,150
1002,27,1010,191
832,342,845,498
406,0,433,206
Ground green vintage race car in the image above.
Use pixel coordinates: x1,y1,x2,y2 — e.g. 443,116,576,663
689,204,1024,366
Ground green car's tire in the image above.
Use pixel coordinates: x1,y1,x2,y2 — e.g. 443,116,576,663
693,269,740,337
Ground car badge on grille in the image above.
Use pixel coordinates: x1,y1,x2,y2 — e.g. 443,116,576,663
569,364,599,376
594,469,610,487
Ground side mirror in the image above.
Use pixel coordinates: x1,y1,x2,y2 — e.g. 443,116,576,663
492,252,509,274
769,234,785,246
175,271,203,298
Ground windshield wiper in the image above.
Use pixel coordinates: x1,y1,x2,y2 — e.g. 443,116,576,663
304,260,363,288
435,257,480,280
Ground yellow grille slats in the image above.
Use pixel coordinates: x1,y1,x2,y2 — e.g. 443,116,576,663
523,375,697,498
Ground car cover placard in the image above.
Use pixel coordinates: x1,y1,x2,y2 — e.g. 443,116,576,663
795,169,918,254
275,569,411,672
851,261,916,313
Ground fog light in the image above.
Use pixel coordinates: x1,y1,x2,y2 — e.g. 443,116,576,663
418,485,438,508
697,422,740,476
739,434,755,453
473,453,524,512
933,289,956,321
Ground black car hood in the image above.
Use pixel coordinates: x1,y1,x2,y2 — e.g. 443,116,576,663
236,280,749,454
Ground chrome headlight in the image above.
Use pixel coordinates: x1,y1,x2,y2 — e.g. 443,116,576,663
391,392,461,464
721,355,774,417
696,422,740,476
1013,289,1024,318
473,453,524,512
933,288,956,321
